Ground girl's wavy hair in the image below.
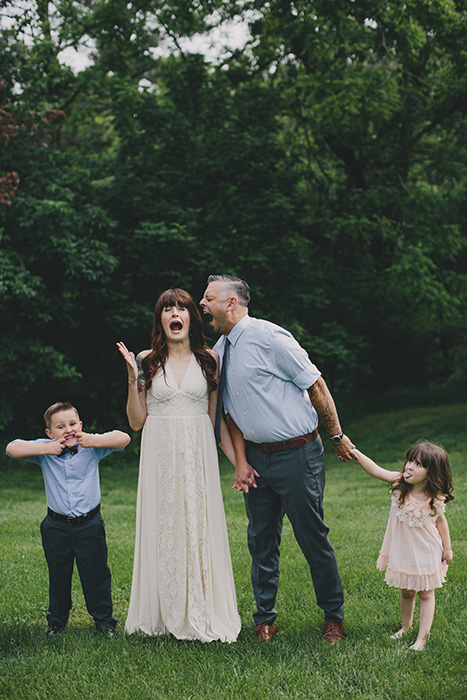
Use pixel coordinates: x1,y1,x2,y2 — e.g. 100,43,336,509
391,441,454,512
141,288,217,392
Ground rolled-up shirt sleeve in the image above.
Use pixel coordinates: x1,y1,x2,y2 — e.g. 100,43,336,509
267,327,321,389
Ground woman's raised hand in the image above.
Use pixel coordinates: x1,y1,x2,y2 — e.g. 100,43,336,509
117,341,139,382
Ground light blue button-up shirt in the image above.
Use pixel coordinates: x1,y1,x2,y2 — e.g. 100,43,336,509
213,315,321,443
9,437,117,516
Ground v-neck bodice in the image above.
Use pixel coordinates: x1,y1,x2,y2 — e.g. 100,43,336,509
166,353,194,390
146,354,209,417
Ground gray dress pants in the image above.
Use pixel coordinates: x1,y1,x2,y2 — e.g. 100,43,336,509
244,435,344,626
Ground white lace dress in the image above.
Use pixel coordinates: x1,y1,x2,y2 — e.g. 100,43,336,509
125,354,241,642
377,491,448,591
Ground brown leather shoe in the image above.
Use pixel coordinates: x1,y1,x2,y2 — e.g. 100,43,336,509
323,619,344,644
255,623,276,643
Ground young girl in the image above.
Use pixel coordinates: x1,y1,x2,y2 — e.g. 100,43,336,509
352,442,453,650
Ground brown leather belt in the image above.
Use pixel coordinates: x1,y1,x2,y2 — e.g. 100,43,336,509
250,428,319,455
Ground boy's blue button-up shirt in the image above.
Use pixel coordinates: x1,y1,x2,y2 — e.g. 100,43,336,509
9,437,116,516
213,315,321,444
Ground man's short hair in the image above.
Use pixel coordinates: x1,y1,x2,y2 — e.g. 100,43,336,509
207,275,250,307
43,401,79,428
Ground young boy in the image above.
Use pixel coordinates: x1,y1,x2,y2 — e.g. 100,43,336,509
6,401,130,637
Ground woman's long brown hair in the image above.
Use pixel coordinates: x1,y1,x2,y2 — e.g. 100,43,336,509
141,288,217,392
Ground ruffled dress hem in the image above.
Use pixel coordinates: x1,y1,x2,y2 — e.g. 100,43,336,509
377,555,448,591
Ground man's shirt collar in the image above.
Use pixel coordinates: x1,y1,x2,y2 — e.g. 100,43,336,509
226,314,250,346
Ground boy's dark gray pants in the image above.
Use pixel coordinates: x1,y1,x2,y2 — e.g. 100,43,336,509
40,510,116,631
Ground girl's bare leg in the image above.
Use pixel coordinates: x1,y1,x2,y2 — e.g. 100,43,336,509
391,588,416,638
410,589,435,650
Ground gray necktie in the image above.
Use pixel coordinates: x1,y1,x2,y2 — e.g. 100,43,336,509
214,338,230,444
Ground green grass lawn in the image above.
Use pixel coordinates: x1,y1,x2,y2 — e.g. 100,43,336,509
1,403,466,700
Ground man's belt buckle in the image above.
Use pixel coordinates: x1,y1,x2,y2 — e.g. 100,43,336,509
294,436,308,448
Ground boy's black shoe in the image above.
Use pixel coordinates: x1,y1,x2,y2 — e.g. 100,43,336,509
46,625,64,638
96,620,117,638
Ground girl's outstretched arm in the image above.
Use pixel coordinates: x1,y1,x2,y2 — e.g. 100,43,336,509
436,514,453,564
351,449,400,483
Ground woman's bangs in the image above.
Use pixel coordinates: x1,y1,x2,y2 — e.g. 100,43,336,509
159,288,191,309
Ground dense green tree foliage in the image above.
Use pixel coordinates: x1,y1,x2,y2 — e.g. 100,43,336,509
1,0,466,434
245,0,467,391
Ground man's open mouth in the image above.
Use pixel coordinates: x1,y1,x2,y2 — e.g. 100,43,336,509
170,320,183,331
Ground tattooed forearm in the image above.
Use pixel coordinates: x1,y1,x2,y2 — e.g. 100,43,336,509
307,377,341,436
307,377,355,461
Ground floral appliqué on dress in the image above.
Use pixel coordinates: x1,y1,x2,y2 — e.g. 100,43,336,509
392,491,445,527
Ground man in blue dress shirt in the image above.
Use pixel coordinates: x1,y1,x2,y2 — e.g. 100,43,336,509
200,275,355,644
6,401,130,637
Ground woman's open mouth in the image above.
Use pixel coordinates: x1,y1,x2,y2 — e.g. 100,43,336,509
170,320,183,331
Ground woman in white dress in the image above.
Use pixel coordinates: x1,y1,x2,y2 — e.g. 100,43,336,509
117,288,241,642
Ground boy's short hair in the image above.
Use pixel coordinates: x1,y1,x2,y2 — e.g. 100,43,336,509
43,401,79,429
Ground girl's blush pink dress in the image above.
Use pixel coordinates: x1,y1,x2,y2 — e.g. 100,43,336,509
377,491,448,591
